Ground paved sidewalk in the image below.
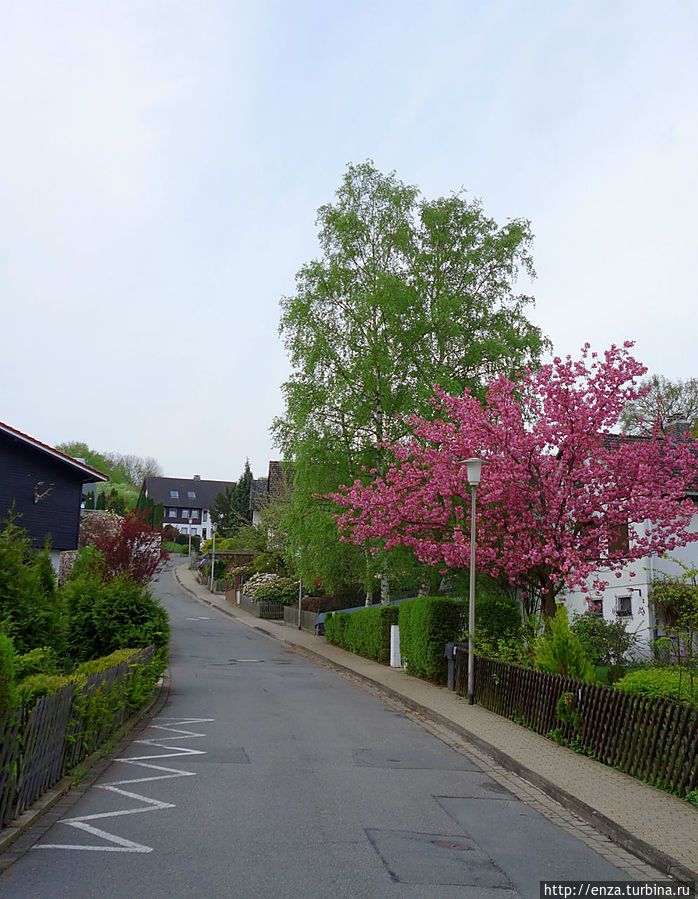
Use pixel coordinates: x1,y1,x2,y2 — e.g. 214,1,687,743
175,564,698,883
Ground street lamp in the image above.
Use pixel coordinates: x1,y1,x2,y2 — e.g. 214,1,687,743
464,458,482,706
188,517,192,564
209,524,217,592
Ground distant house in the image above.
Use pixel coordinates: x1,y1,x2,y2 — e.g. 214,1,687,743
138,475,235,541
0,420,109,571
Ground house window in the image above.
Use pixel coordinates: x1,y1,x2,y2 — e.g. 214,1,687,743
170,490,179,499
181,526,188,534
187,491,196,498
182,509,190,518
586,599,603,616
191,509,199,519
615,595,632,618
168,509,177,518
203,511,208,522
608,522,630,558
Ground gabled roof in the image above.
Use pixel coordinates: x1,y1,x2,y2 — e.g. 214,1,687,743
249,478,268,512
0,421,109,483
141,476,235,509
602,431,698,495
268,461,294,499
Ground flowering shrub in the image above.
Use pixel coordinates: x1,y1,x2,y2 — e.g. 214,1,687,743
242,573,299,604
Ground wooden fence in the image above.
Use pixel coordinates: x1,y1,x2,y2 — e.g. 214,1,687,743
0,646,155,829
283,607,320,632
455,650,698,799
238,594,285,620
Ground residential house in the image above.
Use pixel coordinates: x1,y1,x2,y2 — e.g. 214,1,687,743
0,420,109,571
562,424,698,656
138,475,235,541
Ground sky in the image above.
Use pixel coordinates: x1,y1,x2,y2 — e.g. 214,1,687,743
2,0,697,482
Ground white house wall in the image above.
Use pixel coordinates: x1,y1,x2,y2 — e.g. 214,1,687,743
562,510,698,658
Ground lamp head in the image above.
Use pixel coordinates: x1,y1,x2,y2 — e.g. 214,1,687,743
463,457,483,486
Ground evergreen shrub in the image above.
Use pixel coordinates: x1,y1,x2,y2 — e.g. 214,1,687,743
325,606,399,663
615,668,697,705
398,597,465,683
534,606,594,682
0,631,18,719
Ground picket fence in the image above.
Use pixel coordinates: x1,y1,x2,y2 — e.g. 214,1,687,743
0,646,155,829
455,649,698,799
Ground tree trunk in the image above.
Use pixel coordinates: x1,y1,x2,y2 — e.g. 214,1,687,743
380,557,390,605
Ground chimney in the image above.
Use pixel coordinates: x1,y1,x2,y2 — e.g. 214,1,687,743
193,474,201,480
665,414,691,439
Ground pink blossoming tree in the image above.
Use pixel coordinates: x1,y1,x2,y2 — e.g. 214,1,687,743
331,343,698,618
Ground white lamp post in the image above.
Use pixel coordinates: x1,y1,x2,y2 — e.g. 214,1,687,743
209,524,217,592
464,458,482,706
188,517,192,563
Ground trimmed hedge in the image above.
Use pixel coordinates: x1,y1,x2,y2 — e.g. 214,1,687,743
325,605,399,663
399,596,465,683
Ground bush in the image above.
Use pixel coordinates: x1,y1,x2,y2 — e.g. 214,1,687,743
325,606,399,663
16,673,71,706
0,516,64,655
0,631,18,719
570,612,638,667
62,567,169,663
399,597,464,683
242,573,298,604
534,606,594,682
14,646,62,680
471,592,521,641
615,667,698,705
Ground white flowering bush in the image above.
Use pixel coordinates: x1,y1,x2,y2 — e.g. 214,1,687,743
243,573,299,604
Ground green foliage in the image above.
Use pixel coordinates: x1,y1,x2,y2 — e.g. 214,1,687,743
14,646,61,680
210,461,254,537
15,673,72,706
615,668,698,705
274,161,548,602
61,566,169,663
534,606,594,682
619,374,698,437
325,605,399,663
0,632,18,719
570,612,638,667
0,515,65,655
73,648,138,677
399,596,465,683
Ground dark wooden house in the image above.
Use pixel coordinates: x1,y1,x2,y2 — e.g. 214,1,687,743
0,421,108,568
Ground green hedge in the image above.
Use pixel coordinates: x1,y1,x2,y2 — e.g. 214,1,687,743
399,596,465,683
615,667,698,705
325,605,399,663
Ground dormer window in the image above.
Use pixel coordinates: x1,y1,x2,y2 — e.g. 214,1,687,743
170,490,179,499
187,491,196,498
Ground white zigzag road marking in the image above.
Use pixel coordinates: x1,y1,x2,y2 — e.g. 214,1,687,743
34,717,213,854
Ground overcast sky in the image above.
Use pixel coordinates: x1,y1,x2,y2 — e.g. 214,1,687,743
2,1,696,482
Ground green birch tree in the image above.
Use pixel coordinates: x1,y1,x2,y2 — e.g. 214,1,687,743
274,161,548,602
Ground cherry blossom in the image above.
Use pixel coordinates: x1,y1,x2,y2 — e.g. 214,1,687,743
331,344,698,617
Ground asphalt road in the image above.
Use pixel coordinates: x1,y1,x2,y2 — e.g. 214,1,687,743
0,565,631,898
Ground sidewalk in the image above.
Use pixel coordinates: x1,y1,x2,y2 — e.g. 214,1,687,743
174,564,698,883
